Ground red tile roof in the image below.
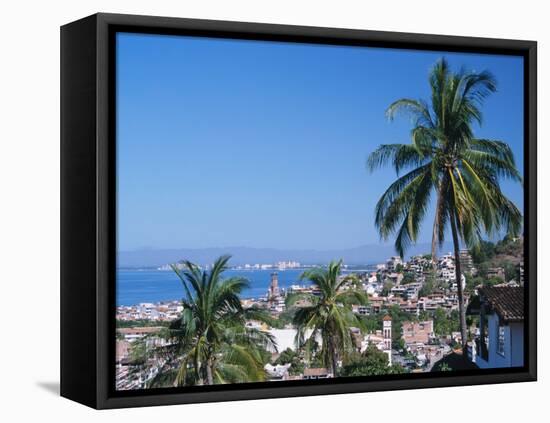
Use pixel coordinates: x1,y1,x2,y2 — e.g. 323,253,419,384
303,368,329,377
479,287,524,323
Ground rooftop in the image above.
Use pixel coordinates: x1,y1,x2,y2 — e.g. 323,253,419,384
303,368,330,377
479,286,524,323
117,327,164,334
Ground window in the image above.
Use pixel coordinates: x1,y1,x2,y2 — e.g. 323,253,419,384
497,325,506,356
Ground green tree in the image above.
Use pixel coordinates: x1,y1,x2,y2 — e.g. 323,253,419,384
129,338,148,365
485,277,504,287
471,240,495,264
160,255,277,386
360,315,381,333
340,344,404,377
419,279,434,297
385,304,415,344
419,269,437,297
439,363,452,372
477,262,490,279
273,348,305,376
502,261,519,282
287,260,368,377
401,272,416,284
418,310,430,321
433,308,449,336
393,337,406,352
495,234,522,255
381,281,393,296
367,58,522,353
433,308,460,336
465,274,484,292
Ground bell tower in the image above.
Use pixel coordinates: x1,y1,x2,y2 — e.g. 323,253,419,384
269,272,280,299
382,315,392,365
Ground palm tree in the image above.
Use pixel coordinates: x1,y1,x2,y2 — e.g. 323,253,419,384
156,255,277,386
367,58,522,353
286,260,368,376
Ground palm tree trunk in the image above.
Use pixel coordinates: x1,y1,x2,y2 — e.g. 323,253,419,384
206,359,214,385
329,340,338,377
431,184,443,268
449,209,468,356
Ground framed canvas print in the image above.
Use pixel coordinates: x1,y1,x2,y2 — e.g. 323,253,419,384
60,13,537,409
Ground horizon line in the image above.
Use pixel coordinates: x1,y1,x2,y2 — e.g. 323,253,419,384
119,240,453,254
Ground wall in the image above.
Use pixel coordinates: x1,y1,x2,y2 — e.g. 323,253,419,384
1,1,547,422
476,313,523,368
511,321,525,368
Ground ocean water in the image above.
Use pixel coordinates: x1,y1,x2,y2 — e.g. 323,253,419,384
116,268,306,306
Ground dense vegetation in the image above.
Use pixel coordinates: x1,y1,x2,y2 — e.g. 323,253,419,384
465,235,523,291
340,344,404,377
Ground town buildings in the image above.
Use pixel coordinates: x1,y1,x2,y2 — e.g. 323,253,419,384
402,320,435,345
115,247,525,387
276,260,301,270
116,301,183,321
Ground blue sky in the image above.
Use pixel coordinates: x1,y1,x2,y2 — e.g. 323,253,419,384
116,32,524,252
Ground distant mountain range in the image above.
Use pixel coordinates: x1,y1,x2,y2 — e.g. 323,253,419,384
118,242,454,268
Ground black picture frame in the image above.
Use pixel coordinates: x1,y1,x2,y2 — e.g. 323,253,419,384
60,12,537,409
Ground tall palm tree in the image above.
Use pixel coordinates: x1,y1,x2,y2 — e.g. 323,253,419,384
286,260,368,376
156,255,277,386
367,58,522,353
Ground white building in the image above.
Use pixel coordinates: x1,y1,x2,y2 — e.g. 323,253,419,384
473,287,524,369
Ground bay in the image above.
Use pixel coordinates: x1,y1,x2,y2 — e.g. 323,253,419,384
117,268,305,306
117,266,377,306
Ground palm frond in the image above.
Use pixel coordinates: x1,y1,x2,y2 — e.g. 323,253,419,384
367,143,427,174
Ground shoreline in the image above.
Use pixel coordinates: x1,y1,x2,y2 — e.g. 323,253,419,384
115,266,377,307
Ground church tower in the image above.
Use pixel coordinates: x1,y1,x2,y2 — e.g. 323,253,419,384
269,272,280,299
382,315,392,365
